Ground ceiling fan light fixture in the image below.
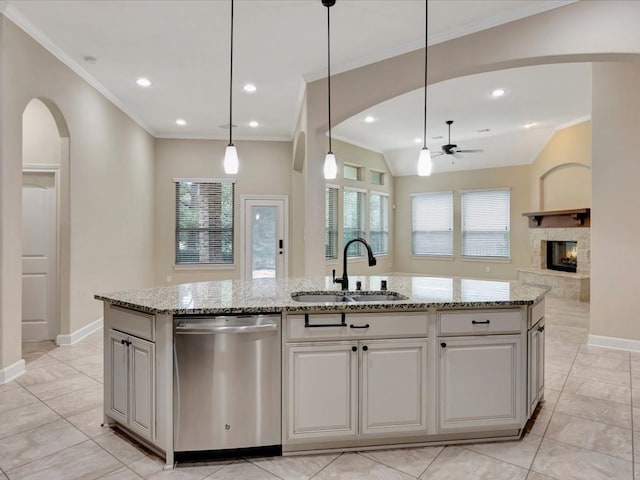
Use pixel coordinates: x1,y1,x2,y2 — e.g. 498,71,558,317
417,147,432,176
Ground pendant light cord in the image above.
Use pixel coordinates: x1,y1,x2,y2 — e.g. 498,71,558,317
326,2,332,153
229,0,234,147
422,0,428,150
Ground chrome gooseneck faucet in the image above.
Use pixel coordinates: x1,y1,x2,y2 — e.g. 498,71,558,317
333,237,377,291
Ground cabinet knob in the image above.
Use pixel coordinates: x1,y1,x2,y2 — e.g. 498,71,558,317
352,346,357,352
362,345,368,351
440,342,447,348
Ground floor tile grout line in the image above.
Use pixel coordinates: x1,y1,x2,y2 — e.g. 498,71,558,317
417,445,446,478
526,335,581,479
243,457,287,480
308,452,343,480
353,450,421,478
459,438,540,473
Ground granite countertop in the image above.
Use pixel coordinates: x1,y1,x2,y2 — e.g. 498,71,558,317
94,275,549,315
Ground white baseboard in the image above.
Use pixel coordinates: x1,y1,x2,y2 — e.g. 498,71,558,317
587,334,640,353
0,359,26,384
56,317,103,346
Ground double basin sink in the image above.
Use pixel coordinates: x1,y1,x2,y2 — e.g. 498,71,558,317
291,291,408,303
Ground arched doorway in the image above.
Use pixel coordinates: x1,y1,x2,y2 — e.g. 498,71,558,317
21,98,70,344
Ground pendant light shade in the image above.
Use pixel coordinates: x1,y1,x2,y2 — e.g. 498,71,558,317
417,147,432,176
322,0,337,180
323,153,337,179
224,0,238,174
418,0,432,177
224,144,239,174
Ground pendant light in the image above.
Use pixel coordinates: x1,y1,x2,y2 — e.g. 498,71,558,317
417,0,432,177
322,0,338,180
223,0,239,174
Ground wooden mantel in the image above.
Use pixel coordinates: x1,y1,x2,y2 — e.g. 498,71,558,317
522,208,590,228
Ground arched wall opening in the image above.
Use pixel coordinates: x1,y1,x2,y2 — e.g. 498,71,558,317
21,97,71,348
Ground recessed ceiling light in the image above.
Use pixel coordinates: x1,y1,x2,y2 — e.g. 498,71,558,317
414,138,422,144
364,116,375,123
175,119,187,126
249,120,259,128
243,83,257,93
524,122,536,129
492,88,505,97
83,55,97,64
136,78,152,87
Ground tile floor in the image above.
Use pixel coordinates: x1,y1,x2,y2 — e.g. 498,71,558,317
0,297,637,479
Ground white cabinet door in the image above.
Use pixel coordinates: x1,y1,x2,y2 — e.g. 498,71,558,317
360,339,428,435
105,329,155,441
129,337,155,440
438,335,522,432
287,342,358,441
106,330,129,424
528,321,545,415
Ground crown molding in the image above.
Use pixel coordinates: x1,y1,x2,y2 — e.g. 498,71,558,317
2,4,156,136
304,0,577,83
154,133,292,142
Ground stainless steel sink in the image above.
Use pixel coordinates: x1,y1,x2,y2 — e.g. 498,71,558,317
291,291,408,303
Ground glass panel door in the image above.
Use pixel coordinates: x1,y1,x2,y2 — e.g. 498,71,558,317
243,197,287,280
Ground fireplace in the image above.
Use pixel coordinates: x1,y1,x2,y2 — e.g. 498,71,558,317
546,241,577,273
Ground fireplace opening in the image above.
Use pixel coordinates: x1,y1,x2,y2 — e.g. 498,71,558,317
546,241,577,273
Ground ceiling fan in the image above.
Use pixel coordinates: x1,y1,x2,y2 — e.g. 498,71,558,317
432,120,484,159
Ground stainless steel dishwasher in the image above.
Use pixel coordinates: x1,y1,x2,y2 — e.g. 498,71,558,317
173,314,281,456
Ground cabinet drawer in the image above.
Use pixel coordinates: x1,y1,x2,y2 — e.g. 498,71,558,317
438,309,523,336
108,304,155,341
286,312,428,341
529,299,545,329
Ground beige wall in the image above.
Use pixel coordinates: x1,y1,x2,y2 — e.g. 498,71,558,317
154,138,292,285
393,166,531,280
22,98,61,166
591,62,640,341
530,121,591,211
323,139,393,277
1,16,155,371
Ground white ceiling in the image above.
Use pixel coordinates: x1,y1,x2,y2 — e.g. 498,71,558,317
1,0,587,174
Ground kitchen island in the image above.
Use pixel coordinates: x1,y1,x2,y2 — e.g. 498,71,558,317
95,275,548,468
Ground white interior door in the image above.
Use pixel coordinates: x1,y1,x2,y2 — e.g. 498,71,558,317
22,172,58,341
243,197,287,280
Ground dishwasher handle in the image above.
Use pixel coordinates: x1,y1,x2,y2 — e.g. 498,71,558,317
175,317,279,335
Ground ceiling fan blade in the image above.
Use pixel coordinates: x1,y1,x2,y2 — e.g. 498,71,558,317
453,152,463,160
431,152,445,157
456,149,484,153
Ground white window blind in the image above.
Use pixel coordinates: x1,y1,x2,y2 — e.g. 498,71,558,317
370,192,388,255
175,181,234,265
344,189,366,257
461,189,510,258
325,186,339,260
412,192,453,256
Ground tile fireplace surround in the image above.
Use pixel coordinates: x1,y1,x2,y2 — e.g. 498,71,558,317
518,227,590,302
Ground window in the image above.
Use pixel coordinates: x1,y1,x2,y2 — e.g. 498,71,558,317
370,192,388,255
344,164,361,181
412,191,453,256
325,186,339,260
369,170,384,186
461,189,510,258
175,180,234,265
343,189,366,257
